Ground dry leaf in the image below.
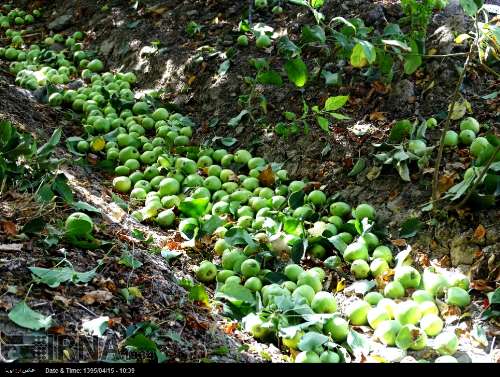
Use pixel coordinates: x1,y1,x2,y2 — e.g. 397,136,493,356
53,295,71,307
474,224,486,240
224,321,238,334
336,279,346,292
438,173,456,193
48,326,65,335
1,221,17,236
258,165,276,187
391,239,407,247
81,290,113,305
369,112,386,121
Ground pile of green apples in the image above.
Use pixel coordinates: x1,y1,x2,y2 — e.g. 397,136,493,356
0,5,473,363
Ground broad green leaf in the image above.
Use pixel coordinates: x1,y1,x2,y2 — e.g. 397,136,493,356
161,249,182,262
350,43,368,68
288,190,305,209
218,59,230,76
302,25,326,44
284,57,308,87
324,96,349,111
310,0,325,8
37,128,61,158
30,266,97,288
459,0,481,16
358,40,376,64
52,173,74,203
291,239,306,264
72,201,101,213
316,116,329,132
220,137,237,147
217,284,256,306
403,39,422,75
277,36,301,58
348,158,366,177
8,301,53,330
400,217,422,238
201,214,224,235
298,331,328,351
321,70,341,86
178,197,209,217
347,329,370,357
396,161,410,181
228,110,249,127
224,227,256,247
126,333,158,352
329,112,350,120
381,39,411,51
0,120,13,148
119,251,143,269
257,70,283,86
189,284,209,305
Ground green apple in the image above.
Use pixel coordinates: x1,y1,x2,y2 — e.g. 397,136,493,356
423,268,449,297
320,350,340,363
459,117,480,133
367,306,391,329
347,300,371,325
354,203,376,220
384,281,405,299
351,259,370,279
419,301,439,316
434,332,458,355
217,270,236,282
364,291,384,306
445,287,470,307
419,314,443,336
374,320,402,346
284,264,304,282
244,277,263,291
394,301,422,325
196,261,217,282
292,285,316,305
394,266,421,289
372,245,393,263
240,259,260,278
282,330,304,349
370,258,389,277
311,291,337,313
324,317,349,342
242,313,270,339
343,242,369,263
297,271,322,292
412,290,434,303
377,298,397,319
396,324,427,350
295,351,320,363
329,202,351,218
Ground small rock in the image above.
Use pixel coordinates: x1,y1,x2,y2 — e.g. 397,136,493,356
390,79,415,106
48,14,73,31
450,236,474,266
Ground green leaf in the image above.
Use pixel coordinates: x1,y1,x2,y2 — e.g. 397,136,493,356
218,60,230,76
277,36,301,58
220,137,237,147
284,58,308,87
298,331,328,351
82,316,109,337
72,201,101,213
228,110,249,127
347,329,370,357
126,333,158,352
381,39,411,51
291,239,306,264
0,119,13,148
217,284,256,306
400,217,422,238
311,0,325,8
324,96,349,111
224,227,256,248
396,161,410,181
358,40,376,64
302,25,326,44
161,249,182,262
179,197,209,217
52,173,74,203
329,112,350,120
257,70,283,86
350,43,368,68
288,190,305,209
316,116,329,132
201,215,224,235
403,39,422,75
21,217,46,234
30,266,96,288
321,70,341,86
119,250,143,269
189,284,209,305
459,0,480,16
112,193,128,211
37,128,61,158
8,301,53,330
348,158,366,177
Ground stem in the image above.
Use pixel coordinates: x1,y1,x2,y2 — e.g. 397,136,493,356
449,143,500,211
431,41,475,205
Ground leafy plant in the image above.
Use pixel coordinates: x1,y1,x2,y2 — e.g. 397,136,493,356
374,119,435,181
0,119,62,193
185,21,202,37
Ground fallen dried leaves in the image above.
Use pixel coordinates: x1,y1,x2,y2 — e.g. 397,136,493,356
81,290,113,305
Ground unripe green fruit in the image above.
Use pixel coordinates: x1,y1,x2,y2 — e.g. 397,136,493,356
351,259,370,279
459,117,480,134
237,35,249,46
434,332,458,355
396,324,427,350
459,129,476,145
445,287,470,307
394,266,421,289
384,281,405,299
323,316,349,342
240,258,260,278
311,291,337,313
295,351,320,363
196,261,217,282
256,34,272,49
419,314,443,336
367,306,391,329
292,284,315,305
443,130,459,147
370,258,390,277
394,301,422,325
320,351,340,363
347,300,371,325
374,320,401,346
372,245,393,263
343,242,369,263
354,203,376,220
297,271,322,292
412,290,434,303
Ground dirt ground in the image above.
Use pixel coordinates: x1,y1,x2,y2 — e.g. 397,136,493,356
0,0,498,363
